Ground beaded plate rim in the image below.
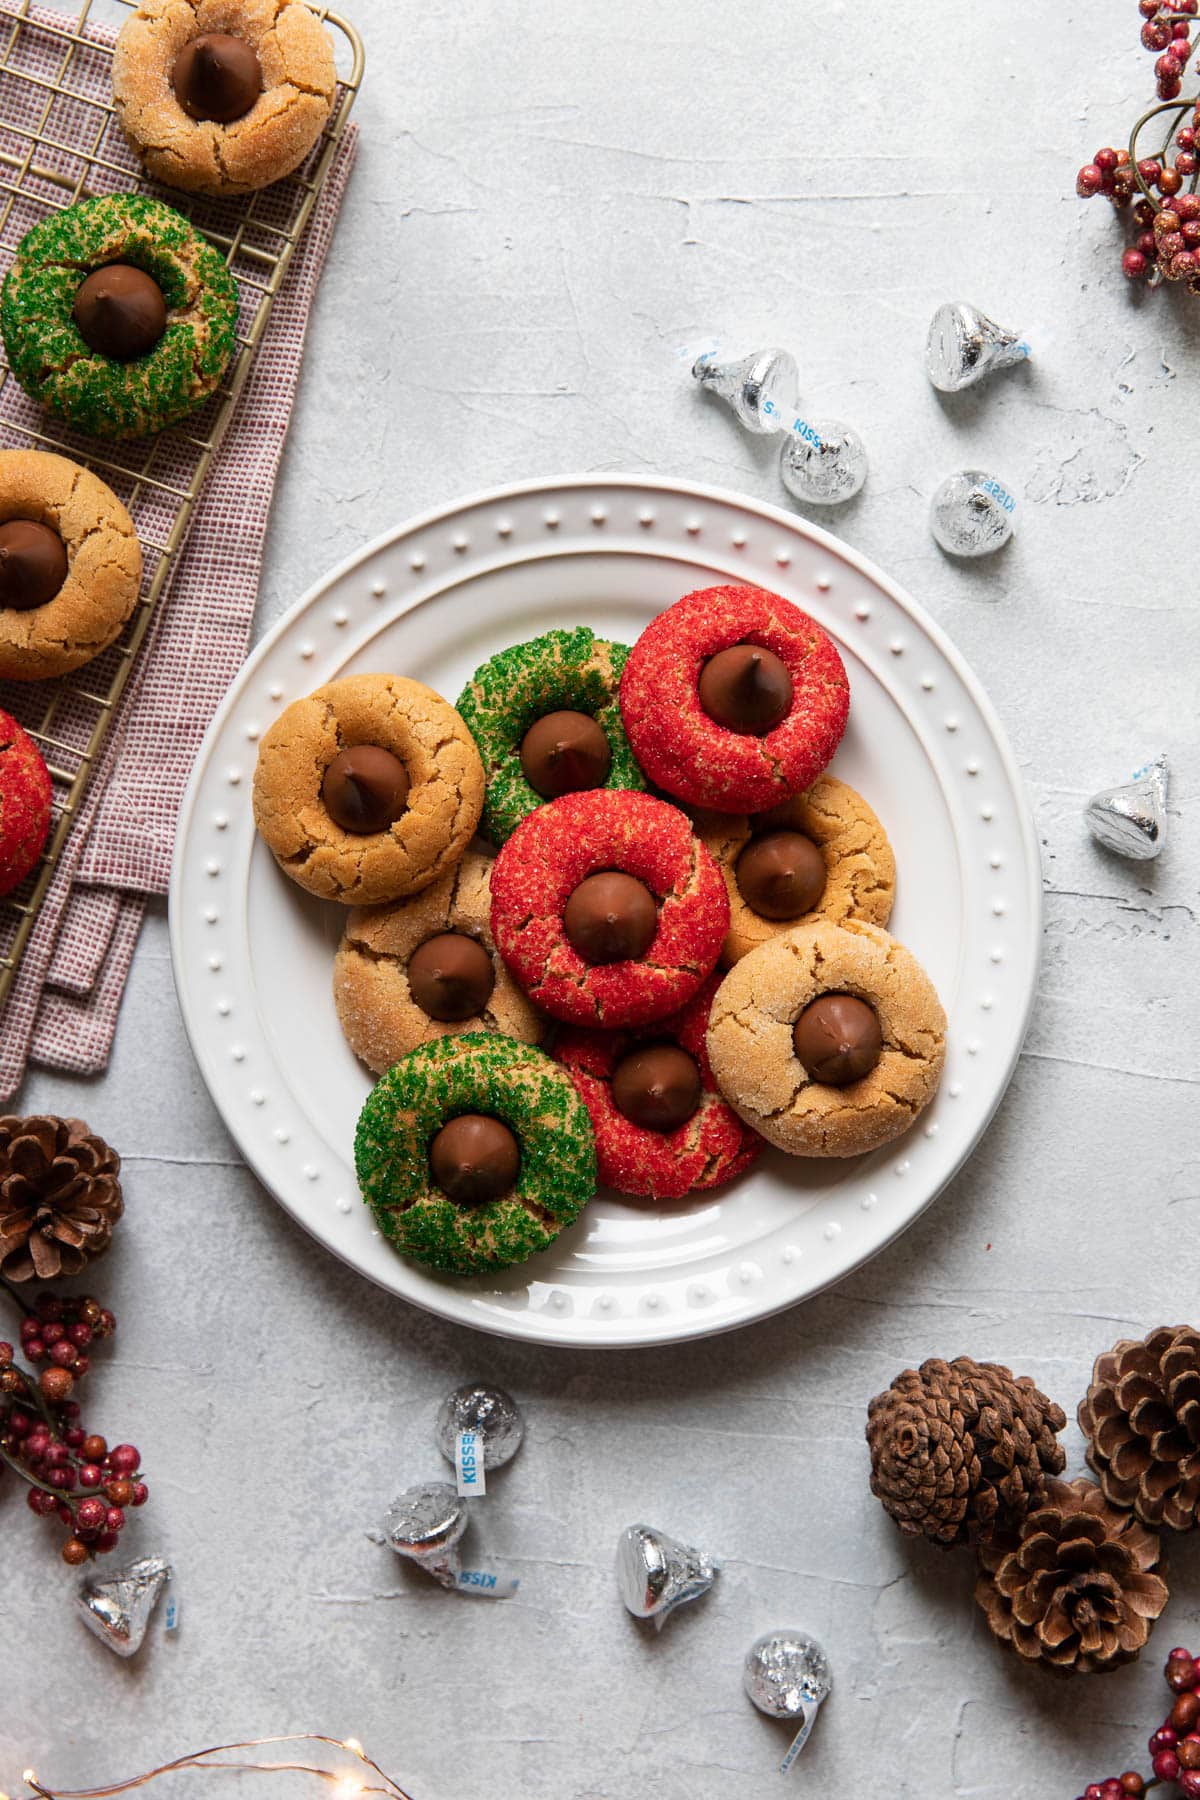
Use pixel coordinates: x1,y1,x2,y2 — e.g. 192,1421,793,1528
168,473,1042,1348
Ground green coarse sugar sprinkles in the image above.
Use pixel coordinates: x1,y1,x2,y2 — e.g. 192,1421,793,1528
457,627,646,844
354,1033,598,1275
1,192,239,439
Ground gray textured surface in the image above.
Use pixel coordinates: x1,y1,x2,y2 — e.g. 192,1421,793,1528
5,1,1200,1795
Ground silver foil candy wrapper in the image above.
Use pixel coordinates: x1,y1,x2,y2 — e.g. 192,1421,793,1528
76,1554,171,1658
743,1629,832,1772
435,1383,524,1471
616,1523,718,1630
925,301,1030,393
381,1481,468,1589
691,344,798,434
930,468,1016,558
1085,755,1169,861
779,418,868,506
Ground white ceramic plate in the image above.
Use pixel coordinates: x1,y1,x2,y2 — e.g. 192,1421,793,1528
170,475,1041,1347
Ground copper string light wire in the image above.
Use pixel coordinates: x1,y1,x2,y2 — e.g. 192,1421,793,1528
6,1735,415,1800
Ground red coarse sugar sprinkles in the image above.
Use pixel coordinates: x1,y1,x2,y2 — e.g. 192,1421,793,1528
554,973,763,1200
619,583,850,814
0,707,53,897
489,790,729,1028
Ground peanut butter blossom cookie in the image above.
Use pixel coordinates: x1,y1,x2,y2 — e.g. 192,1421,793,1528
456,627,645,845
354,1033,597,1275
490,790,729,1028
252,673,484,906
695,774,897,965
113,0,337,197
706,919,946,1158
333,850,543,1074
554,974,763,1201
0,709,53,897
619,583,850,813
1,194,239,439
0,451,143,682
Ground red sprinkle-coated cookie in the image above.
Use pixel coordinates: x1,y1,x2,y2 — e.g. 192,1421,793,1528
490,790,729,1028
619,583,850,813
554,973,763,1200
0,708,52,896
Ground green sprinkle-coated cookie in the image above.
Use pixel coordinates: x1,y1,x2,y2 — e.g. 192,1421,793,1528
1,193,239,439
354,1032,597,1275
457,628,645,844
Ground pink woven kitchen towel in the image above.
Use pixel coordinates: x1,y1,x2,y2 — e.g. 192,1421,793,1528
0,11,358,1102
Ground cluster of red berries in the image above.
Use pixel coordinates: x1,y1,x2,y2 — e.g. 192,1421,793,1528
1074,1647,1200,1798
1075,2,1200,291
0,1291,148,1564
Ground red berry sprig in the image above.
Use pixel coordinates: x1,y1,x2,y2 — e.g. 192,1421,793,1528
1076,2,1200,292
1073,1647,1200,1797
0,1289,148,1565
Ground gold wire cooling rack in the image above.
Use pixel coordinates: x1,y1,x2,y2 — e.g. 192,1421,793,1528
0,0,363,1011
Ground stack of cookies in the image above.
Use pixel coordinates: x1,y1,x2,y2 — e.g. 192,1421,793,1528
251,585,948,1278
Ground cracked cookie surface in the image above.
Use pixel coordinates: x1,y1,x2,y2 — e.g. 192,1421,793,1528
252,672,484,906
695,774,896,966
489,789,729,1029
553,973,763,1201
334,850,544,1074
0,450,143,681
619,583,850,813
0,708,53,896
354,1032,597,1275
706,919,946,1157
1,193,239,439
456,627,645,845
113,0,337,197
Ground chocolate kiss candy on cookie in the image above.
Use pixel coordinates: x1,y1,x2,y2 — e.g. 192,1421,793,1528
698,644,792,736
564,871,658,965
0,520,68,611
736,830,826,921
429,1114,520,1207
519,709,611,799
173,32,263,123
612,1044,702,1133
73,265,167,362
408,933,495,1022
793,993,882,1086
322,745,410,834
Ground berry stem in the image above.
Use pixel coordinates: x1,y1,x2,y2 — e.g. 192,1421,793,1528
1131,95,1200,200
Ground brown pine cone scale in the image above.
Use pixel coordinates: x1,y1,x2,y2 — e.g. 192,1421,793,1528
1079,1326,1200,1532
975,1477,1168,1675
867,1355,1067,1548
0,1115,122,1281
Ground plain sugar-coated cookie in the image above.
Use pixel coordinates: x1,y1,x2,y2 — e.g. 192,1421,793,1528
0,451,142,682
553,973,763,1201
619,583,849,813
252,673,484,906
333,850,544,1073
694,774,896,965
113,0,337,196
489,790,729,1029
706,919,946,1157
354,1033,597,1275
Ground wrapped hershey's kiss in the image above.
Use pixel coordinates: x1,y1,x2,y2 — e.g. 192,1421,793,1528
925,302,1030,393
930,469,1016,558
75,1554,171,1658
691,344,798,434
435,1382,524,1498
616,1522,718,1631
382,1481,468,1590
744,1629,832,1773
779,417,867,506
1085,754,1169,861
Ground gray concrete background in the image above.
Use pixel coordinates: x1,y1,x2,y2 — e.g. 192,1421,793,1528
4,1,1200,1796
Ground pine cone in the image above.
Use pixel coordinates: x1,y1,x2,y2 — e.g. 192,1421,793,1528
975,1477,1168,1674
0,1116,122,1282
1079,1327,1200,1532
867,1356,1067,1548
